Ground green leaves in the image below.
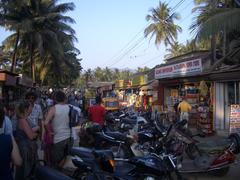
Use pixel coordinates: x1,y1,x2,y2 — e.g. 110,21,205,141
144,2,182,47
0,0,81,86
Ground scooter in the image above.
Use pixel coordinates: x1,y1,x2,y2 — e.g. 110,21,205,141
167,121,240,176
178,139,237,176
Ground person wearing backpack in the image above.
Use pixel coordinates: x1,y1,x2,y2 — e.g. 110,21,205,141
44,91,73,169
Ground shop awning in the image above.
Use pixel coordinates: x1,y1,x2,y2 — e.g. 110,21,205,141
209,65,240,81
0,71,18,86
17,76,33,87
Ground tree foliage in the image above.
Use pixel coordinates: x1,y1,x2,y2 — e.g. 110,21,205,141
191,0,240,68
76,67,149,88
0,0,81,86
144,2,182,47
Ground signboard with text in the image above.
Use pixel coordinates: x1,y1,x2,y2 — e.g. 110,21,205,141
229,104,240,134
155,59,202,79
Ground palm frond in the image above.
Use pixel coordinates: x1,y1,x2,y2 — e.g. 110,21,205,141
196,9,240,40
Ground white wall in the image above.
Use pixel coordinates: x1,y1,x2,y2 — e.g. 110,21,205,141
214,82,225,130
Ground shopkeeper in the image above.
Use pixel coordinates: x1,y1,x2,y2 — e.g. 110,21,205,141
178,97,192,127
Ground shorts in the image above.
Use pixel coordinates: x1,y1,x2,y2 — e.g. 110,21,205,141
180,112,189,121
52,138,73,166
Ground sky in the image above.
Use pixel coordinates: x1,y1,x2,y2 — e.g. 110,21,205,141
0,0,196,71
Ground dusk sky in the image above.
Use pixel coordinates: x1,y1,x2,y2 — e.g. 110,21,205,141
0,0,196,71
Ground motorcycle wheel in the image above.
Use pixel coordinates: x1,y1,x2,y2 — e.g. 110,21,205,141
228,133,240,154
185,143,201,160
209,167,230,177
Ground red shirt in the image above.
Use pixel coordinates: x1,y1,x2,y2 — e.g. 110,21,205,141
88,104,106,125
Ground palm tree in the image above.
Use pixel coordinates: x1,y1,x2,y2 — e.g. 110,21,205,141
1,0,78,83
0,0,28,72
144,2,182,47
164,41,185,59
137,67,150,73
85,69,93,87
191,0,240,67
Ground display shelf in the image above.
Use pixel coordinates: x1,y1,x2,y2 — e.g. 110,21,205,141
197,105,213,135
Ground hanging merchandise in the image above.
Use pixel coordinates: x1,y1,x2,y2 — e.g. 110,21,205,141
199,81,208,98
197,83,213,135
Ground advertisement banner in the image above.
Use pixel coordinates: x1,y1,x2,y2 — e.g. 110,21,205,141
155,59,202,79
229,104,240,134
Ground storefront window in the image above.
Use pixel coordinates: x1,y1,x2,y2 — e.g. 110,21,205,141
227,82,240,104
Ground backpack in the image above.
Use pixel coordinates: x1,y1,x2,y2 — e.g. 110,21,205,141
68,105,80,128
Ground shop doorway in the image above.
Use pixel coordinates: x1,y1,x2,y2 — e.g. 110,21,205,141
215,82,240,131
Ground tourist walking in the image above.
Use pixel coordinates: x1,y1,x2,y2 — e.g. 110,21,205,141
14,101,39,180
178,97,192,127
44,91,73,169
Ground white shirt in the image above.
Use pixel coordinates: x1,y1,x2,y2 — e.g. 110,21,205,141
52,104,71,143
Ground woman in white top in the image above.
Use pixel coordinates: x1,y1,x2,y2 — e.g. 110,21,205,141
44,91,72,169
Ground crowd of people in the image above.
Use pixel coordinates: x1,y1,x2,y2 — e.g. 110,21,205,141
0,90,94,180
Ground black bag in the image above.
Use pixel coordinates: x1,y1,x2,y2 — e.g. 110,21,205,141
68,105,80,128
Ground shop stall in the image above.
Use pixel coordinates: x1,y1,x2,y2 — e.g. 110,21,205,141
153,52,214,134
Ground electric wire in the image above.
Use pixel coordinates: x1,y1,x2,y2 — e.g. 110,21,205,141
106,0,188,68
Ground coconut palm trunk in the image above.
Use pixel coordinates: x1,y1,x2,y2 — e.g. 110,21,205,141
11,29,19,72
29,37,35,83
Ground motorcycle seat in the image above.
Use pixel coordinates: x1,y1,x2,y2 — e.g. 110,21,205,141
197,139,231,154
122,118,137,124
104,131,128,141
71,147,94,159
35,164,74,180
71,147,113,159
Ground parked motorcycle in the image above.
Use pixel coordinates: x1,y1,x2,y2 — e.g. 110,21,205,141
71,146,185,180
179,137,238,176
79,123,136,158
165,120,240,176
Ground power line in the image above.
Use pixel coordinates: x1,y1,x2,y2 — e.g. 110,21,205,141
104,23,150,67
172,0,186,12
138,54,163,67
179,11,192,24
178,0,192,13
130,43,155,59
109,36,145,67
106,0,187,68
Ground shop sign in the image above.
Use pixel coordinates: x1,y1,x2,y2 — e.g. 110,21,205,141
115,80,124,88
229,104,240,134
115,80,132,89
155,59,202,79
132,75,146,86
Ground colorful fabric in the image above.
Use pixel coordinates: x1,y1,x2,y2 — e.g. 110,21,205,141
88,105,106,126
